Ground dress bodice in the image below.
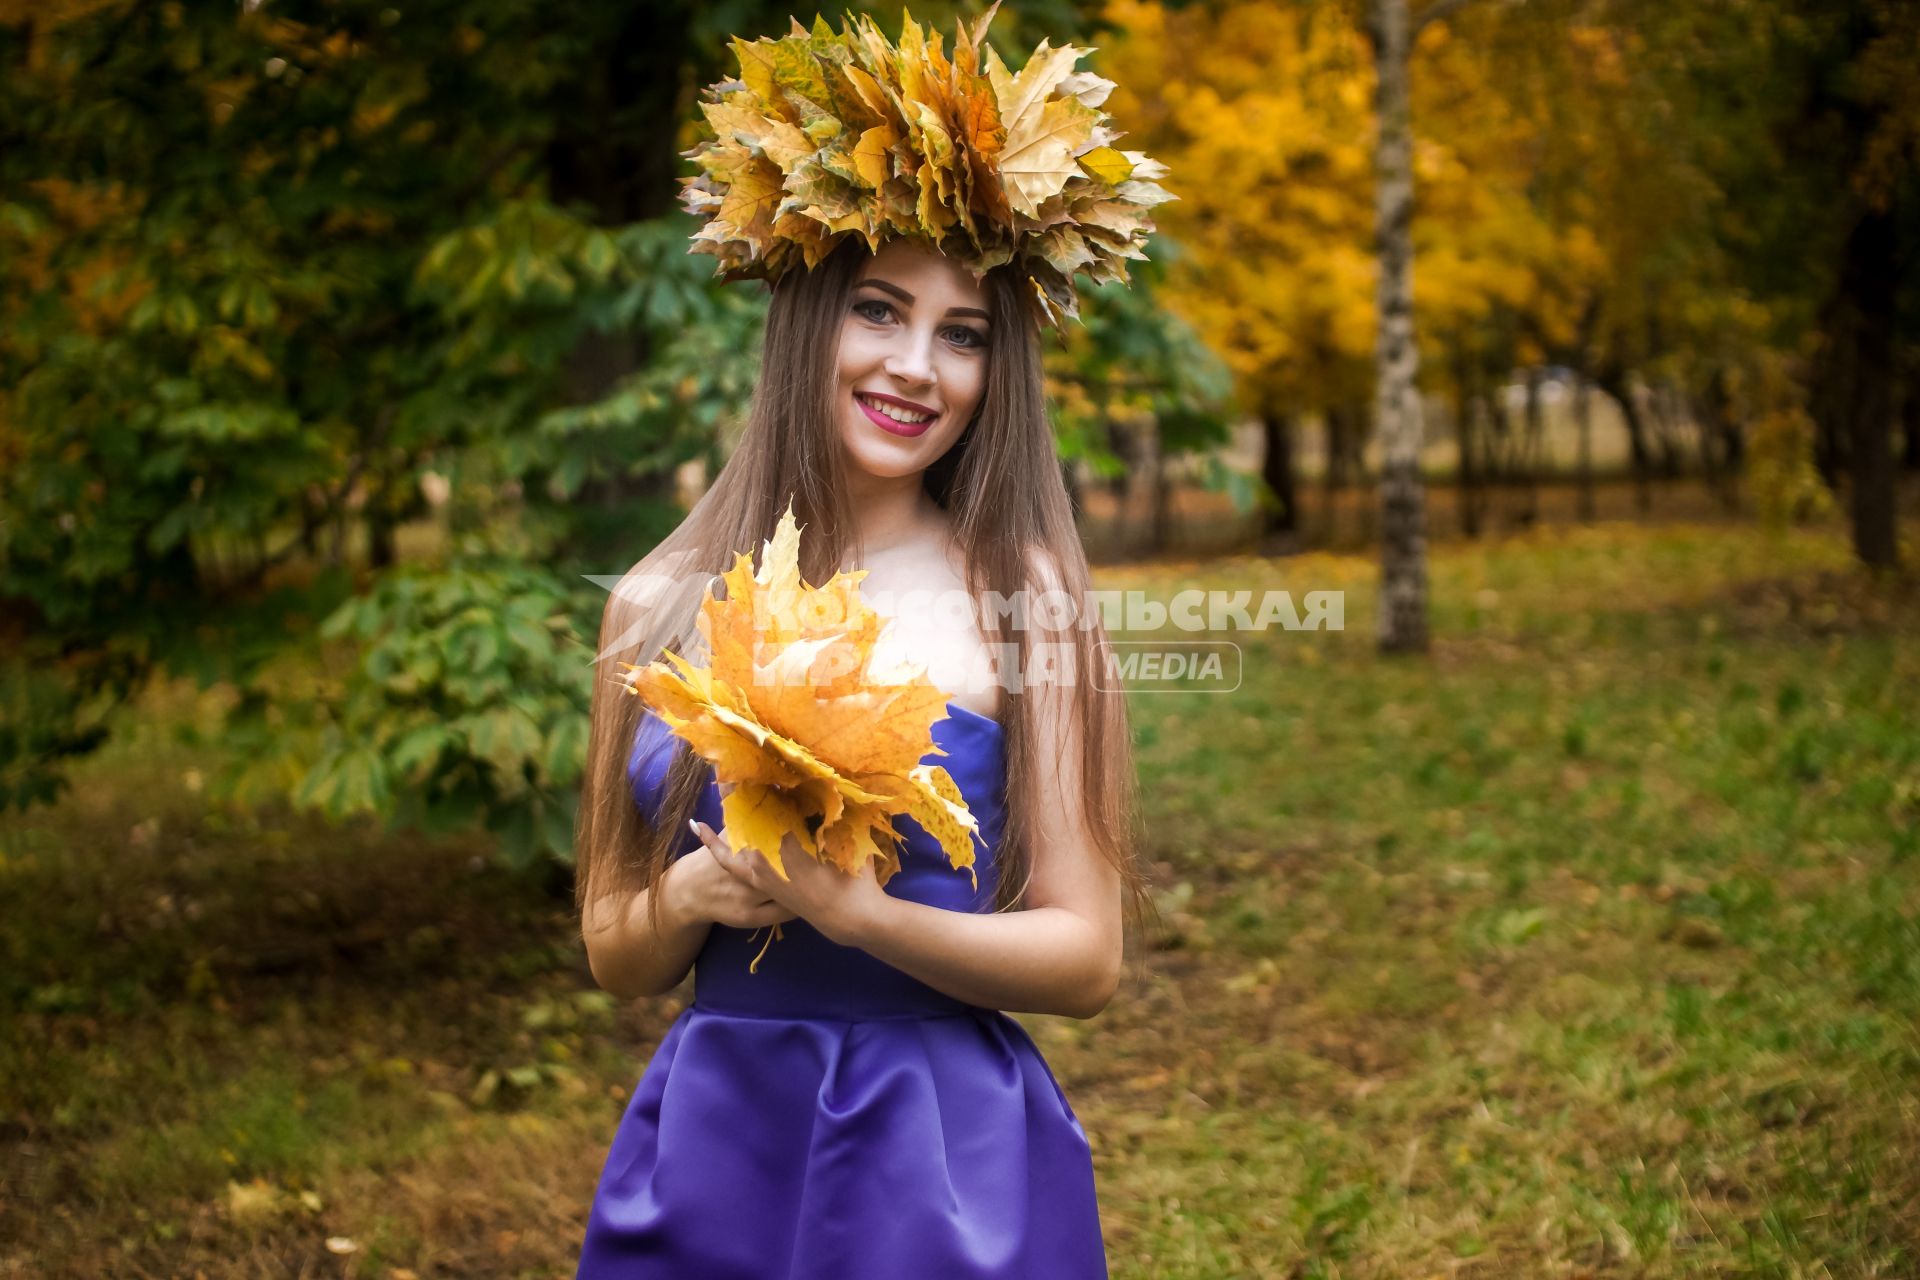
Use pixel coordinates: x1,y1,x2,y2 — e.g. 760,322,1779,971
627,702,1007,1020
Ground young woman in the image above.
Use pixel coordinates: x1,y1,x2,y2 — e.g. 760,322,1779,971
569,11,1167,1277
571,230,1154,1279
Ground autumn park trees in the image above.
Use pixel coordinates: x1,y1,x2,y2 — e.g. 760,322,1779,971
1106,0,1916,647
2,0,1915,851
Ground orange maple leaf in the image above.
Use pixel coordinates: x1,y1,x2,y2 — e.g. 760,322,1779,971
618,498,984,906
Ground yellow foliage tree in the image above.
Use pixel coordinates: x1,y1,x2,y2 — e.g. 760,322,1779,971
1098,1,1566,416
1099,0,1378,418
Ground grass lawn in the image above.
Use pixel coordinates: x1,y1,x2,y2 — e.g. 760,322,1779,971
3,517,1916,1278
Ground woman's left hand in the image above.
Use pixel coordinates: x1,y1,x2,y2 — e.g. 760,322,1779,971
694,784,889,948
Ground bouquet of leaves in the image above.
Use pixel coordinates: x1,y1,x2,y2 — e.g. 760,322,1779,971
617,500,983,962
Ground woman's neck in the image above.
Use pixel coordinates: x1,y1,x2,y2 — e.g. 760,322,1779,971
844,474,946,561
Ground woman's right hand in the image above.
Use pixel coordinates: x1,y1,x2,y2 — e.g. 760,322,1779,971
662,828,799,931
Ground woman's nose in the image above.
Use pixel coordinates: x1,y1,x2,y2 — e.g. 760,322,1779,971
883,328,937,385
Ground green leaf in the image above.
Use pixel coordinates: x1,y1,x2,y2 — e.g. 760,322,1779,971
391,725,452,777
543,716,586,785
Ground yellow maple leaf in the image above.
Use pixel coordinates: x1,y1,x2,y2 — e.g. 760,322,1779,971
851,123,902,189
1076,145,1134,186
618,497,985,969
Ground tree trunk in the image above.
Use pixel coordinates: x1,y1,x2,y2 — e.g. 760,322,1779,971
1659,381,1689,477
1260,411,1298,535
1574,371,1596,522
1811,203,1900,569
1449,345,1481,539
1322,406,1348,544
1356,401,1379,544
1903,366,1920,471
1485,382,1512,482
1103,420,1132,505
1150,420,1175,555
1517,366,1542,529
1698,365,1744,511
1813,379,1849,487
1596,362,1653,515
1367,0,1429,653
1453,387,1481,538
367,500,397,570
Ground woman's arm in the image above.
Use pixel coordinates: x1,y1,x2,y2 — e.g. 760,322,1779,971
582,859,712,1001
845,891,1121,1020
851,651,1123,1018
583,848,802,1000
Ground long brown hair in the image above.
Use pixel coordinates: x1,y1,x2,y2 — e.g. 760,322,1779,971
575,237,1158,976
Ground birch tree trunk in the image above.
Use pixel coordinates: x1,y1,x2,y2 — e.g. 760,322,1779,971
1367,0,1433,653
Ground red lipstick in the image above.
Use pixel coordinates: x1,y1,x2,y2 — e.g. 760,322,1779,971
854,391,938,438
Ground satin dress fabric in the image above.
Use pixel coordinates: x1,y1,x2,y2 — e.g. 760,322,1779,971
574,701,1107,1279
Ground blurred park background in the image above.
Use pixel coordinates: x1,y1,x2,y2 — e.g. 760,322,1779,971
2,0,1917,1275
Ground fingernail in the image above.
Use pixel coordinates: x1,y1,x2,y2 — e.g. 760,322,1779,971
688,819,699,836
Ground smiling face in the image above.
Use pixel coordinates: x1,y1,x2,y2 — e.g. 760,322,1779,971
833,238,993,481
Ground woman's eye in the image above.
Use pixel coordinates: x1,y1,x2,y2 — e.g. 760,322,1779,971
852,299,984,349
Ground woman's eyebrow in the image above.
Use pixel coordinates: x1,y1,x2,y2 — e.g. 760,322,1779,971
855,277,991,322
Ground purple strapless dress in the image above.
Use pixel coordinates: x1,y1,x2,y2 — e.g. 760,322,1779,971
574,700,1107,1279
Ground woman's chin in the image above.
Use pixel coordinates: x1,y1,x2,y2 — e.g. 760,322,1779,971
843,454,925,483
840,431,940,479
